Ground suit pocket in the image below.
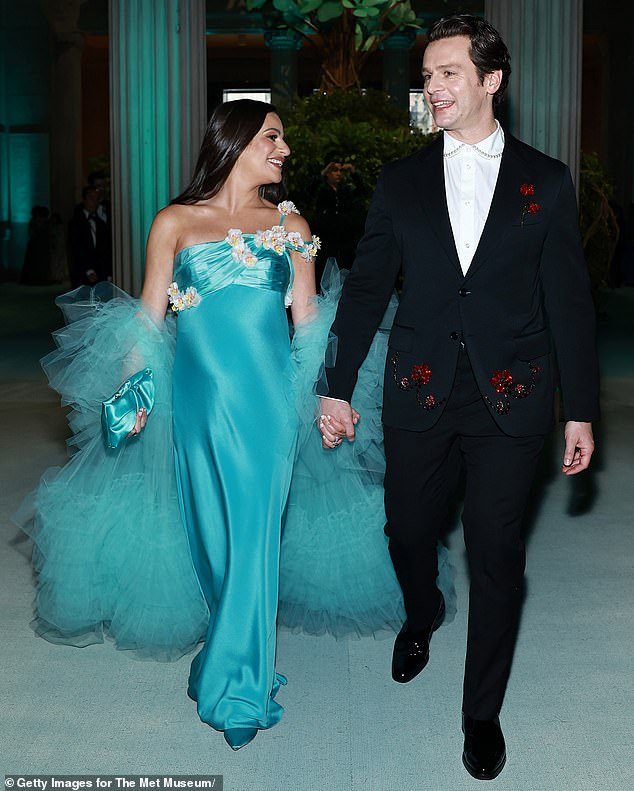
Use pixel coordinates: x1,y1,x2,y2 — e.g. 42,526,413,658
388,323,414,352
514,328,550,360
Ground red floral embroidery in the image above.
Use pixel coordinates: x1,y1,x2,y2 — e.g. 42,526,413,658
494,399,509,415
520,184,541,225
411,363,432,385
490,369,513,393
391,354,445,411
486,363,540,415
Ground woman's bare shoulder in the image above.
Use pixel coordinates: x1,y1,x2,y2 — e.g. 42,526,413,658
150,203,202,250
152,203,193,232
280,203,311,237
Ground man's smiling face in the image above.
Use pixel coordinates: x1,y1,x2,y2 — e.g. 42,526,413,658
422,35,500,143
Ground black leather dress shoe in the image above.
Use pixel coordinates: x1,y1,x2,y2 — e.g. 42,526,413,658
462,714,506,781
391,595,445,683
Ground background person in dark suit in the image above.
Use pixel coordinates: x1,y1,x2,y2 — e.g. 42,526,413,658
317,15,598,781
314,161,364,282
20,205,51,285
68,185,112,287
87,169,111,228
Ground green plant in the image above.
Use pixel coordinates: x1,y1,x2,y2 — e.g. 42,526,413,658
247,0,421,91
281,89,435,222
579,152,619,295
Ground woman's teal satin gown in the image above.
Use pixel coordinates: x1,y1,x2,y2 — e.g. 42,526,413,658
17,204,456,745
171,230,296,733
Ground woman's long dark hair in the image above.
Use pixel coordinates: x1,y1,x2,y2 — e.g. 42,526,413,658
171,99,287,205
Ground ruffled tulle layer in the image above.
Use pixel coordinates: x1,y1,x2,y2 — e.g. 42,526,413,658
280,265,455,638
15,286,208,660
16,272,454,658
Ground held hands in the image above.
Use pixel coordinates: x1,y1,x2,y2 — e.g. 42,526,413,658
318,397,359,449
562,421,595,475
127,407,148,439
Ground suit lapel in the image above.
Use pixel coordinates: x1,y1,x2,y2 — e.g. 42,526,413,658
464,134,531,280
415,139,462,276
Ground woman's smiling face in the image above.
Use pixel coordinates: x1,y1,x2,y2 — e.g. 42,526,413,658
237,112,291,185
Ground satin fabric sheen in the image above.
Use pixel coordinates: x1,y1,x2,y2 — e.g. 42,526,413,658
101,368,155,448
172,235,296,731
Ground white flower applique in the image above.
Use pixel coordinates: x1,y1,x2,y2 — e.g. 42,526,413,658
225,228,257,267
299,234,321,262
222,202,322,307
167,282,201,313
254,226,287,255
278,200,301,217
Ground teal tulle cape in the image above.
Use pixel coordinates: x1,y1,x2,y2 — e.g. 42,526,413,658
16,270,455,659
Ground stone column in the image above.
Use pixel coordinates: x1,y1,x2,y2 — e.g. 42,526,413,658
381,29,416,111
109,0,207,295
485,0,583,187
264,29,303,109
0,4,9,268
42,0,84,225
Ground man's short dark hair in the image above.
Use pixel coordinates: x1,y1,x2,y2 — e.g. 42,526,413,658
427,15,511,107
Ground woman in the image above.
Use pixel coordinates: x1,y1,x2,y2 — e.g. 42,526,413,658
19,100,453,751
140,101,322,749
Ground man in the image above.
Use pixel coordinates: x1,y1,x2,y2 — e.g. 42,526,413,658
87,170,111,227
318,15,598,781
68,185,112,287
315,161,365,281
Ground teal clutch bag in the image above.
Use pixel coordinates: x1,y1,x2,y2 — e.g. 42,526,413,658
101,368,155,448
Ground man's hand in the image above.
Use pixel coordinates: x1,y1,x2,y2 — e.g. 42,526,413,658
562,421,594,475
318,397,359,449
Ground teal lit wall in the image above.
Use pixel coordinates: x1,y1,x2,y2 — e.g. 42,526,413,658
0,0,51,277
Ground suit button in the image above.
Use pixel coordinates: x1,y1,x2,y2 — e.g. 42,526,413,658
458,288,471,297
450,332,459,340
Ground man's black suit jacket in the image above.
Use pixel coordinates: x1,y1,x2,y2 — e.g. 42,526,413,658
323,133,599,437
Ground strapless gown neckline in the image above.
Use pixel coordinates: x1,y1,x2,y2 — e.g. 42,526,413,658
174,233,255,261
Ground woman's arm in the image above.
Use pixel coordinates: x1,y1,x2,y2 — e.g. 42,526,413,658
286,213,317,325
127,207,180,437
140,207,180,322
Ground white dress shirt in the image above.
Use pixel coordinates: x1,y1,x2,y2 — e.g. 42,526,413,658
443,121,505,275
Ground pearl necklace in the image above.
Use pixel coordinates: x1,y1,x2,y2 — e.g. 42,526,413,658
443,143,503,160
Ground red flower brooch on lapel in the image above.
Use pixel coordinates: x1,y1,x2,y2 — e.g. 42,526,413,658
520,183,540,225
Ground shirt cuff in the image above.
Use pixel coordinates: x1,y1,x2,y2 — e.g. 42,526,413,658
318,395,349,404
